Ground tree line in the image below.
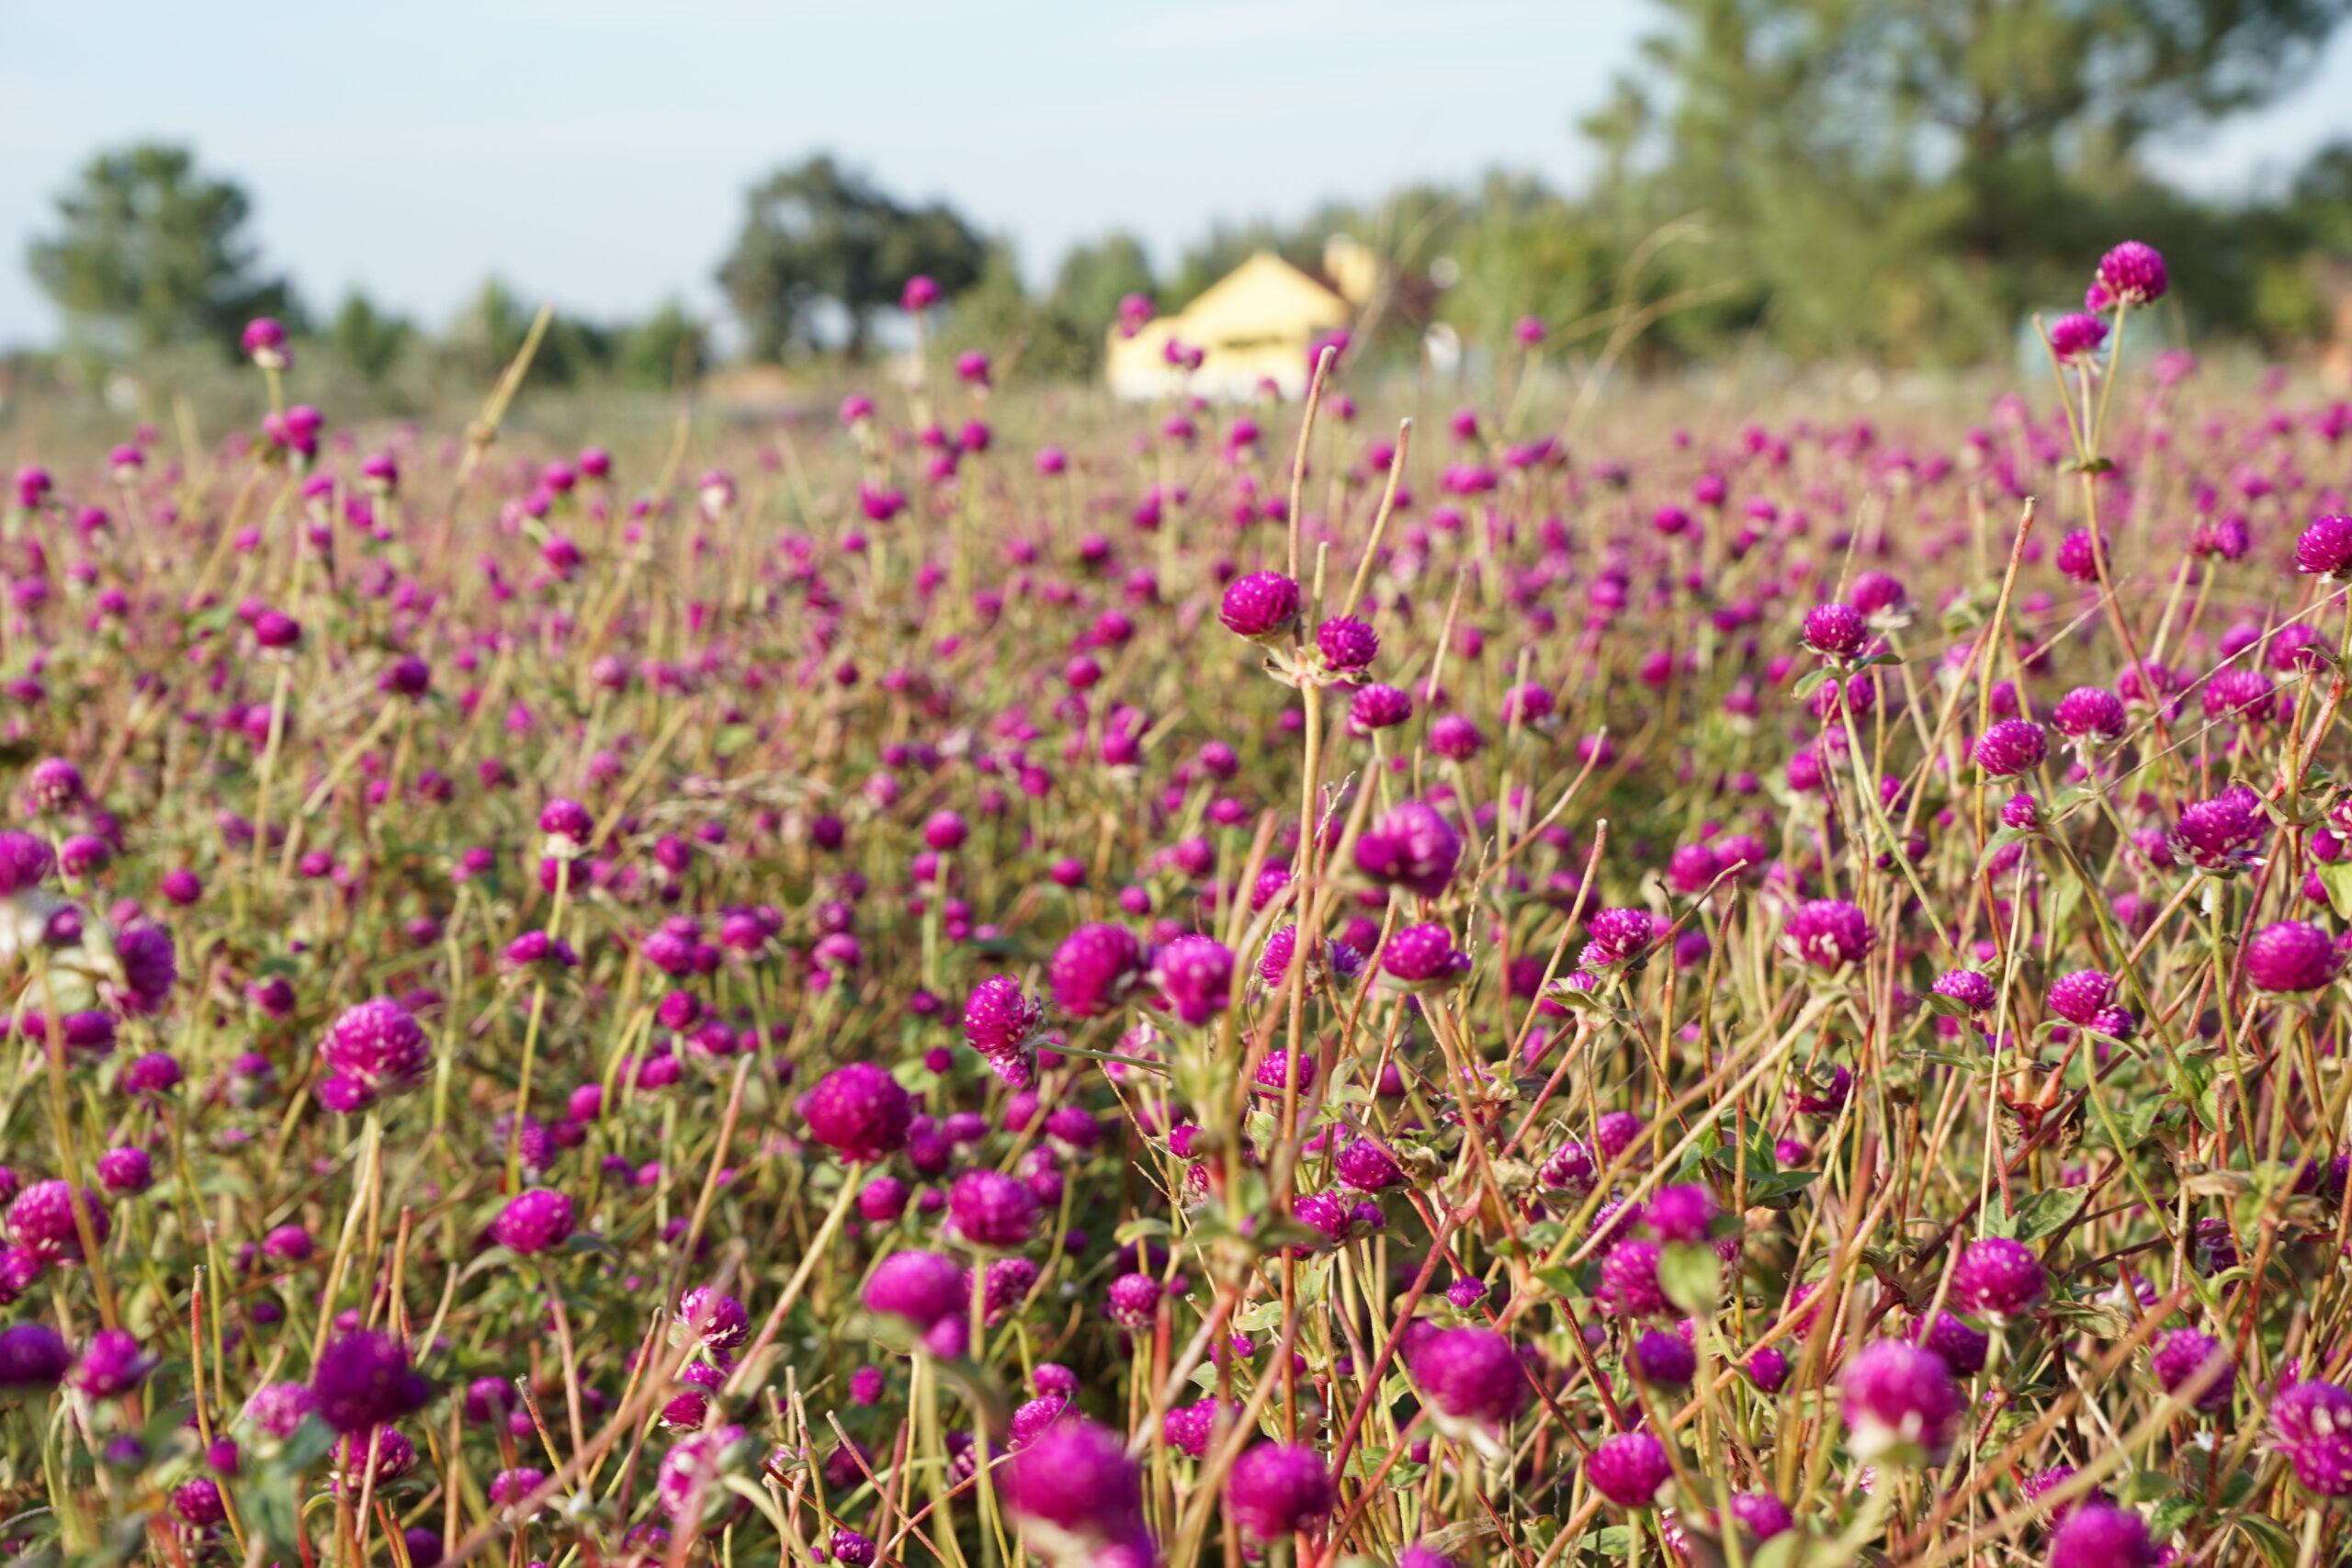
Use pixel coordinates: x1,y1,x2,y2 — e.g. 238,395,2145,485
21,0,2352,390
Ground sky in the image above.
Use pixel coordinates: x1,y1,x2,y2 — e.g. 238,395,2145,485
3,0,2350,352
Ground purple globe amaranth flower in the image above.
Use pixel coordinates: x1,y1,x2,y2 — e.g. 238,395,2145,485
0,830,53,896
1349,682,1413,732
1355,800,1463,898
1932,970,1996,1011
948,1168,1038,1247
310,1329,431,1433
1840,1340,1964,1464
2052,686,2127,742
2151,1328,2233,1414
1915,1310,1990,1377
2297,515,2352,579
1154,934,1236,1026
1428,714,1485,759
1381,923,1471,989
1583,908,1660,969
1803,603,1867,660
2245,919,2339,993
2055,529,2107,584
1316,615,1378,672
2176,790,2264,873
1599,1239,1668,1317
1163,1395,1234,1457
1225,1441,1334,1540
2275,1380,2352,1495
1727,1493,1794,1543
2047,970,2116,1026
537,797,594,852
95,1146,152,1194
1634,1328,1697,1386
243,1381,316,1438
799,1062,912,1163
1951,1236,2047,1316
1334,1138,1405,1191
1408,1327,1532,1426
863,1250,965,1334
72,1328,155,1398
1643,1184,1716,1244
675,1285,748,1353
1009,1394,1074,1449
1744,1345,1790,1393
1586,1432,1675,1508
1784,900,1874,969
1219,572,1301,642
490,1190,575,1255
2049,1503,2155,1568
964,976,1042,1087
0,1323,70,1388
2048,312,2109,363
1104,1272,1162,1329
1049,922,1147,1018
2096,241,2166,307
1001,1418,1148,1557
1973,720,2048,779
9,1180,108,1262
315,998,431,1111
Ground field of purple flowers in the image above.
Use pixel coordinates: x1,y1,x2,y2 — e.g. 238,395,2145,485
0,241,2348,1568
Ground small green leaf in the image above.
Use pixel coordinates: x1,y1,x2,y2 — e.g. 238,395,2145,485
2318,862,2352,922
2235,1512,2299,1568
1658,1241,1720,1314
2147,1495,2199,1541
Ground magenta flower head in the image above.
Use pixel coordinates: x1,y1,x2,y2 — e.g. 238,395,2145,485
72,1328,156,1399
1002,1417,1148,1560
800,1062,912,1163
1586,1432,1675,1508
1155,934,1236,1026
9,1180,109,1262
1803,603,1867,660
1973,720,2048,779
1049,922,1148,1017
964,976,1043,1087
1354,800,1463,898
901,276,940,311
0,1323,70,1388
2150,1328,2233,1414
1349,682,1414,733
2046,971,2116,1026
1381,923,1471,991
1408,1327,1532,1426
1916,1310,1990,1377
1225,1441,1334,1540
2274,1380,2352,1495
1783,900,1874,970
1643,1184,1716,1244
1582,908,1661,970
0,831,56,896
1950,1236,2046,1316
242,317,290,369
1840,1340,1964,1464
310,1328,431,1433
1335,1138,1405,1191
1932,970,1996,1012
2245,919,2340,994
2175,791,2264,874
315,998,431,1111
1727,1493,1794,1544
1316,615,1378,673
1219,572,1301,643
2048,1503,2156,1568
2095,242,2166,307
2048,313,2109,363
947,1169,1038,1247
2297,515,2352,579
2053,687,2127,744
490,1190,575,1255
863,1250,966,1353
22,759,83,816
538,798,594,855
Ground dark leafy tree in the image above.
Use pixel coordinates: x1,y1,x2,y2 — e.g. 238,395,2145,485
718,155,984,359
326,291,413,383
27,142,297,359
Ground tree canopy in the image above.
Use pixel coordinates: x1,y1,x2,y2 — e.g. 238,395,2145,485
28,142,297,360
717,155,985,360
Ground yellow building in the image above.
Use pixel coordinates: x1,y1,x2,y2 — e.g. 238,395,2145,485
1107,241,1375,401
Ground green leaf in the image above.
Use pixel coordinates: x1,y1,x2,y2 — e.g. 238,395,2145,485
2117,1470,2175,1506
2147,1495,2199,1540
1658,1241,1720,1314
1532,1266,1581,1300
713,724,757,758
2007,1190,2082,1242
2318,862,2352,922
2236,1513,2299,1568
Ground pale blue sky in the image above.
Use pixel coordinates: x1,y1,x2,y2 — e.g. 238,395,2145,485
3,0,2348,350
